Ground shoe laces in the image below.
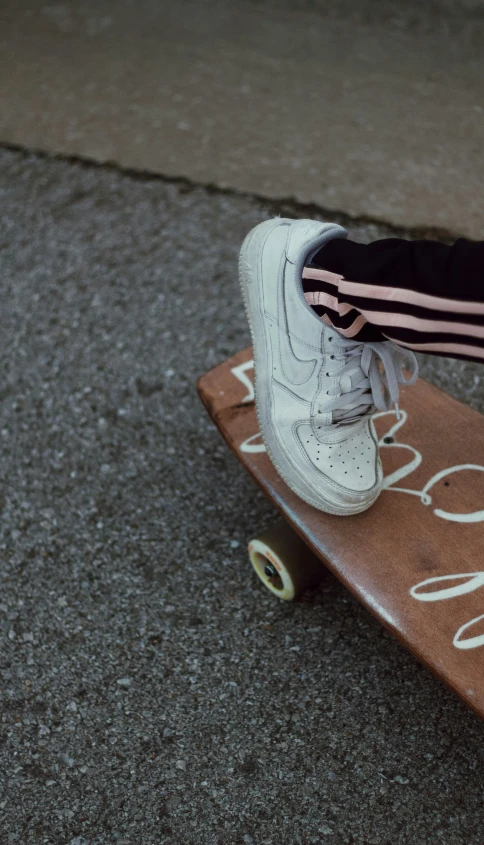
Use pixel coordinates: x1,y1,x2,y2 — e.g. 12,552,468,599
319,335,419,424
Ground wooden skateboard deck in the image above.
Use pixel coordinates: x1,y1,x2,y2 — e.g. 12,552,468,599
197,347,484,720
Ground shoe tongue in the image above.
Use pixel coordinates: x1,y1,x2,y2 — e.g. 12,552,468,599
286,220,348,264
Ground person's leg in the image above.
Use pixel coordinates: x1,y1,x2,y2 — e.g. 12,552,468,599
303,237,484,363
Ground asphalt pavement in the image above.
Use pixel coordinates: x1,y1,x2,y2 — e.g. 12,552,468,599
1,147,484,845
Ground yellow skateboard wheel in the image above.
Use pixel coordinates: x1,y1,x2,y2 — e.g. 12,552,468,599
248,520,324,600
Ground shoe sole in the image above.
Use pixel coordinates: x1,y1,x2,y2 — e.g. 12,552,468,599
238,219,381,516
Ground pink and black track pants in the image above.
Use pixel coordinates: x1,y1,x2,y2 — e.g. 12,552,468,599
303,237,484,364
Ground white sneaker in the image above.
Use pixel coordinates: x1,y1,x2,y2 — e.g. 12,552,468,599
239,218,418,515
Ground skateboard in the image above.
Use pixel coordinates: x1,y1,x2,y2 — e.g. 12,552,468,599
197,347,484,720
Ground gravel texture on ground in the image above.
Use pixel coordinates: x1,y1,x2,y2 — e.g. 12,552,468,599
1,147,484,845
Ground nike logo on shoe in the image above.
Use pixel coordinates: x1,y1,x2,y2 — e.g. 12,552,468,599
275,271,316,385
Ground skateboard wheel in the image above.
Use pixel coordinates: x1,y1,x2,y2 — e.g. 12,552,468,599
248,520,324,601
